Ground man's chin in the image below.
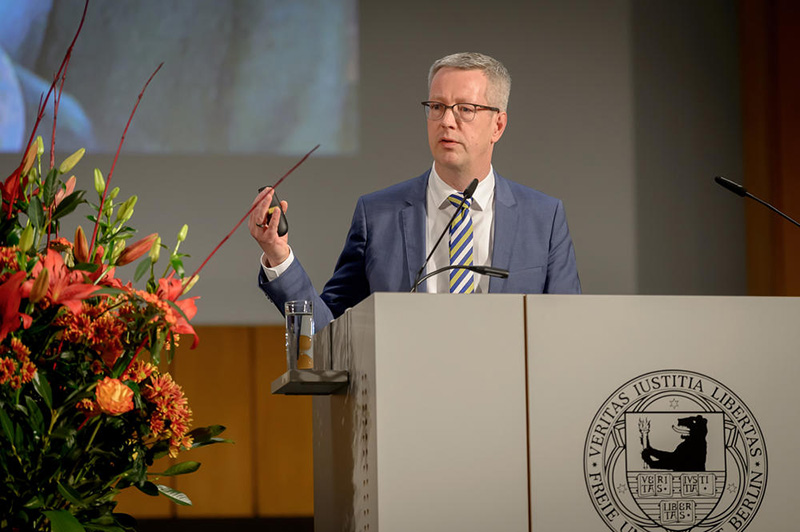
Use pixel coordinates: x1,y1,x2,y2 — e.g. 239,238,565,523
433,151,464,168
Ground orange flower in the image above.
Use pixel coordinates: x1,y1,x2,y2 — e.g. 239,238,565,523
122,360,156,383
76,398,98,415
0,246,21,283
28,268,49,303
116,233,158,266
142,372,193,456
48,237,73,252
74,226,89,263
21,141,37,175
0,357,17,385
95,377,134,415
19,361,36,384
54,175,76,207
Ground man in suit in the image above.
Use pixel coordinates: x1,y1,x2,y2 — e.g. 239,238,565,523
249,52,580,329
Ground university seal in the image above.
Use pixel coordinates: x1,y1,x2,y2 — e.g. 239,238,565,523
583,370,766,532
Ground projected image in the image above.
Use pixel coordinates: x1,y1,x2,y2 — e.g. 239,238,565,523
0,0,358,155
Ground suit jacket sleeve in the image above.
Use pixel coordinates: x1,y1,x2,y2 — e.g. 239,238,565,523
544,199,581,294
258,197,372,331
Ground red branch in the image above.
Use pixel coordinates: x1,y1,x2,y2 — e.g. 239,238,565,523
5,0,88,219
88,63,163,259
50,62,70,169
45,68,70,248
121,338,149,378
178,144,320,298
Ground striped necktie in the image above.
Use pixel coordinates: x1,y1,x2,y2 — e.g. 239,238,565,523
447,193,475,293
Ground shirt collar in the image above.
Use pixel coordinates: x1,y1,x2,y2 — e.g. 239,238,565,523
429,164,495,211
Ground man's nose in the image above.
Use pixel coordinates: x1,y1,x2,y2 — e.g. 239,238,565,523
440,106,458,126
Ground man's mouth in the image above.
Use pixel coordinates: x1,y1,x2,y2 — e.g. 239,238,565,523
439,137,459,146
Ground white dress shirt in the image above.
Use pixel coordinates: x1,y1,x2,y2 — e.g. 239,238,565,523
425,164,495,293
261,164,496,292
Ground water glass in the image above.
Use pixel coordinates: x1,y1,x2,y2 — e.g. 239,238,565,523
285,300,314,370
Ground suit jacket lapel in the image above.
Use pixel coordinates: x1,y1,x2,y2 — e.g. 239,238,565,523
489,173,518,292
401,172,429,291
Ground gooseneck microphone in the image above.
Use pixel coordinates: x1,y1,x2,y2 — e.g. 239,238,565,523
410,178,509,292
413,265,509,292
714,176,800,229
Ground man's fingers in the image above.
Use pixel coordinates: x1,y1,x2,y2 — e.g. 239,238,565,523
254,189,275,227
251,186,272,207
267,202,281,231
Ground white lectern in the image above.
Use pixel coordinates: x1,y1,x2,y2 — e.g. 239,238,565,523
309,294,800,532
312,293,529,532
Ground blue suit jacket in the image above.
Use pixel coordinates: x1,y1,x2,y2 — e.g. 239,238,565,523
259,171,580,329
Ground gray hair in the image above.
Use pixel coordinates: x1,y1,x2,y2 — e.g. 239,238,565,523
428,52,511,111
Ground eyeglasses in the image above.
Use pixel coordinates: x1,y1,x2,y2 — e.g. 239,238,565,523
421,101,500,122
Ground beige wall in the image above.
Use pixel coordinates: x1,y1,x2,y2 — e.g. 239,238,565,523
116,326,314,518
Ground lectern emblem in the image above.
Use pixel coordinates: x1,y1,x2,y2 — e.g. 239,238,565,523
583,370,767,532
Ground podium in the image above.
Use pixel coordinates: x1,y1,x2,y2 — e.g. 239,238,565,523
310,294,800,532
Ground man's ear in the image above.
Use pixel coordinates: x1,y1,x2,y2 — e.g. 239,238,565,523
491,111,508,144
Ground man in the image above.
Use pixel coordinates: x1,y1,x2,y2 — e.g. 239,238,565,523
249,52,580,329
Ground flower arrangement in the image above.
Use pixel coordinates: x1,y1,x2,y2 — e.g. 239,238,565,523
0,3,230,530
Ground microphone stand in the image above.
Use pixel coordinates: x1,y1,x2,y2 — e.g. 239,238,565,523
411,178,478,292
412,265,509,293
715,176,800,229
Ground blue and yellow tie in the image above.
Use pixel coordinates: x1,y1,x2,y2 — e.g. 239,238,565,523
447,194,475,293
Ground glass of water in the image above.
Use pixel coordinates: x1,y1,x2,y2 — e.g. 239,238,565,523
285,300,314,370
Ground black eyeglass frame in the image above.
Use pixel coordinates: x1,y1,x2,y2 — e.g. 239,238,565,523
421,101,501,122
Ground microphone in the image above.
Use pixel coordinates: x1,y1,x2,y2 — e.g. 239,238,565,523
411,178,502,293
462,177,479,199
714,176,800,229
714,176,746,197
413,264,509,292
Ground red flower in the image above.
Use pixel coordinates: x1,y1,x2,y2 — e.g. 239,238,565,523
1,169,21,217
157,274,199,348
0,272,32,342
28,250,100,314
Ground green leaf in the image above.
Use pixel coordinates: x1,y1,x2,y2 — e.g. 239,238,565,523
83,526,125,532
136,481,159,497
111,513,138,529
191,436,234,449
134,257,150,282
72,262,100,272
14,421,24,450
28,195,45,229
58,481,87,507
156,484,192,506
152,461,201,476
53,190,86,221
150,328,166,360
0,406,15,442
25,396,45,435
43,510,86,532
42,167,60,205
33,372,53,410
24,494,45,508
93,287,126,297
169,256,184,277
187,425,226,443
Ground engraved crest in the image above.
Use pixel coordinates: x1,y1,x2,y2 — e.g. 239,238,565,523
584,370,766,532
